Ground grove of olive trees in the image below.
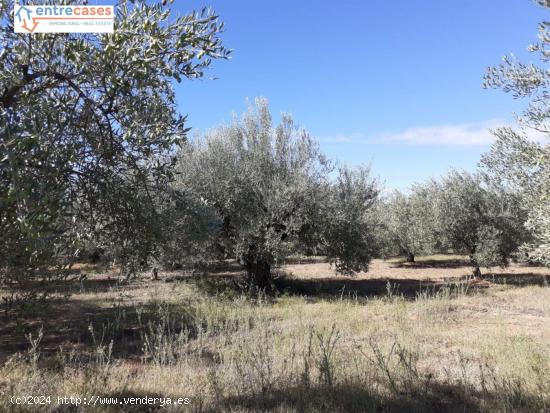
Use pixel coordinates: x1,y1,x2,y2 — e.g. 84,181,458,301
1,0,548,294
377,172,528,276
2,2,550,412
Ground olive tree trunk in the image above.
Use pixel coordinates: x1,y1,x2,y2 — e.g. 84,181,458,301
469,252,481,278
244,260,272,290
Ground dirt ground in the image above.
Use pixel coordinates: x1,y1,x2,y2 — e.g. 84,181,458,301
1,255,548,359
1,256,550,412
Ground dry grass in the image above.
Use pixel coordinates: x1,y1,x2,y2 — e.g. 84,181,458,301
1,256,549,412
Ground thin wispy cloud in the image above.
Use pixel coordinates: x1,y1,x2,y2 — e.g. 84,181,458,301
324,119,550,146
323,119,510,146
377,119,506,146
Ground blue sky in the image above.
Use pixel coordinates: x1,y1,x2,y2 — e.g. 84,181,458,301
172,0,548,189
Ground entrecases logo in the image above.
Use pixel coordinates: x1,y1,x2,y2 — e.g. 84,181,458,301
14,4,114,33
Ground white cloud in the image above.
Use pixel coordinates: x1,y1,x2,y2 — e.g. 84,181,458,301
323,119,512,146
376,119,506,146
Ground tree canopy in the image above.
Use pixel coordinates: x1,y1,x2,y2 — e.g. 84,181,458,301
481,7,550,266
0,0,230,282
418,171,527,276
175,99,380,287
378,190,433,262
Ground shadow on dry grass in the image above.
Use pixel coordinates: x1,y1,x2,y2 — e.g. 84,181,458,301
274,276,444,300
15,277,124,295
480,272,549,287
390,258,472,269
0,297,145,361
185,269,549,302
83,379,545,413
273,272,550,300
213,383,485,413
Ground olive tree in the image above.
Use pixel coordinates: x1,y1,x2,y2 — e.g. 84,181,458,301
379,190,433,262
481,2,550,266
175,98,380,288
428,171,527,276
321,166,380,274
0,0,230,282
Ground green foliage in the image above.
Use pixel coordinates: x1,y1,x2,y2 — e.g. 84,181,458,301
482,10,550,266
175,98,380,286
378,190,434,261
322,166,380,274
421,171,528,273
0,0,230,281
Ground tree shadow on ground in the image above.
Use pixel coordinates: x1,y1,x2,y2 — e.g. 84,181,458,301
0,293,194,363
0,297,140,362
11,277,128,295
0,275,166,362
50,380,543,413
273,276,484,301
4,263,153,296
209,381,534,413
480,272,549,287
190,269,491,301
177,256,549,301
390,258,472,269
274,271,550,301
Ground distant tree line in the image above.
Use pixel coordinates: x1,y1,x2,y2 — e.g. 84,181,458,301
377,171,529,276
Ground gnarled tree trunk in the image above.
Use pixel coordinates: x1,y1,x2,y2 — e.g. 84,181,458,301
406,252,415,263
244,260,272,290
